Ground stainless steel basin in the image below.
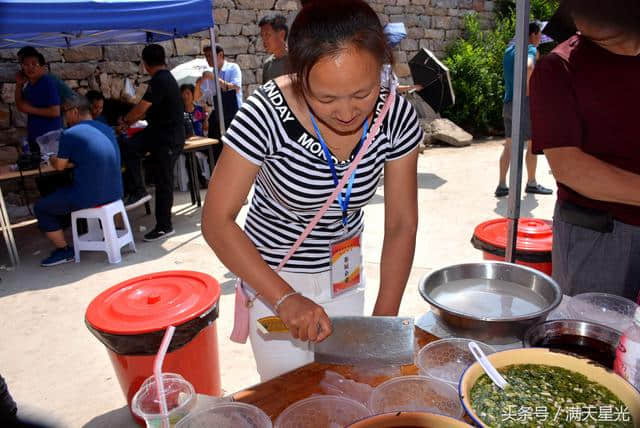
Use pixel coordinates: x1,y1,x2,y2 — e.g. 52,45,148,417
418,262,562,344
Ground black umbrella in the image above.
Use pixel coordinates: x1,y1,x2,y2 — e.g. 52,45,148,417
543,0,576,44
408,48,455,113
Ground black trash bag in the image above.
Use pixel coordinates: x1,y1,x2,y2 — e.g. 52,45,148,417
86,303,218,356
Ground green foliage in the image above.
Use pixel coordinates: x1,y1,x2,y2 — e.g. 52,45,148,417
441,1,559,135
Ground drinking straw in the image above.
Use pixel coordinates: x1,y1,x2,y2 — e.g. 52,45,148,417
154,325,176,428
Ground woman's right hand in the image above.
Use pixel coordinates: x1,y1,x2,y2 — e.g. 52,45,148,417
276,294,333,343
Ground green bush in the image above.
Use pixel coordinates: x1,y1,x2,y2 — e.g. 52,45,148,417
441,0,558,136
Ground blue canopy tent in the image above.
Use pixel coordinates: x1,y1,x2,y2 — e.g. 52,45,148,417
0,0,213,48
0,0,225,268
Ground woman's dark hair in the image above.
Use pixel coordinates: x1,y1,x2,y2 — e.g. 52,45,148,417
141,44,166,67
85,90,104,104
288,0,393,95
180,83,195,94
565,0,640,37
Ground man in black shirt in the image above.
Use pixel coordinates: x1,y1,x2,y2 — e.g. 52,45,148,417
122,44,185,241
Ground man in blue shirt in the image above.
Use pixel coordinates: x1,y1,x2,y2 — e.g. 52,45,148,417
201,45,243,164
14,51,62,153
496,22,552,197
34,95,123,267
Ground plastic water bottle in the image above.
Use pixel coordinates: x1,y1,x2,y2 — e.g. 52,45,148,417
614,307,640,390
20,136,30,154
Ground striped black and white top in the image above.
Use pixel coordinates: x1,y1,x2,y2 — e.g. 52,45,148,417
223,80,423,273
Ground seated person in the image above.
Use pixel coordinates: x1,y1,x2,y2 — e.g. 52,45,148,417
85,90,108,124
34,95,123,267
181,84,207,136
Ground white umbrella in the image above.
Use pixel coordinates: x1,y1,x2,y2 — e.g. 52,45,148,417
170,58,211,86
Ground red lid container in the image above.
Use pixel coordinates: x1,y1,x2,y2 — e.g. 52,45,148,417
473,218,552,254
86,271,221,335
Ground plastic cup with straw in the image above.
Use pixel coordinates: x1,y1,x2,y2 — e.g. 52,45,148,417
132,326,197,427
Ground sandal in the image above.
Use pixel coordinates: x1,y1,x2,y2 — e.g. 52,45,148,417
494,185,509,197
525,183,553,195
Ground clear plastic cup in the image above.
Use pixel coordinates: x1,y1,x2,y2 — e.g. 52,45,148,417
568,292,639,333
176,402,272,428
275,395,371,428
416,338,495,387
368,375,463,419
132,373,197,427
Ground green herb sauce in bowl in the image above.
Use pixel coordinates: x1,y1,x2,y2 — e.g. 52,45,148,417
470,364,633,428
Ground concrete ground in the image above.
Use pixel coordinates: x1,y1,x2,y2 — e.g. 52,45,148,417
0,138,557,427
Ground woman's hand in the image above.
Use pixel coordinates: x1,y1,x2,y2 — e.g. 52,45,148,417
276,294,333,342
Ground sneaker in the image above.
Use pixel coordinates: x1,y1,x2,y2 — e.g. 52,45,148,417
144,227,175,242
494,185,509,197
125,193,151,210
41,246,74,267
525,183,553,195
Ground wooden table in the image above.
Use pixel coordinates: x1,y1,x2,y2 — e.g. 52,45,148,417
233,327,450,423
0,163,61,268
182,136,219,207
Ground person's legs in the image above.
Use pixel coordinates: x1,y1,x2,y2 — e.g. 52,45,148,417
145,144,180,240
34,189,76,266
552,202,635,298
525,142,537,185
498,137,512,187
122,132,151,202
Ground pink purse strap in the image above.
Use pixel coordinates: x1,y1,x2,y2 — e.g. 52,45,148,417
275,89,396,272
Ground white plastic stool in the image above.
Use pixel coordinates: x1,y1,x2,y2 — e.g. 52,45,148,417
71,200,136,264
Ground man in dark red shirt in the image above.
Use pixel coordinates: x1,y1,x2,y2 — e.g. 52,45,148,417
530,0,640,300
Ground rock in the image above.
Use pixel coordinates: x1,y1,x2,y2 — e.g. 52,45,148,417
62,46,103,62
275,0,298,10
236,54,262,70
433,16,452,29
134,83,148,103
401,39,418,51
0,104,10,129
425,29,446,39
241,26,260,36
394,63,411,78
39,48,63,63
174,39,201,56
109,77,124,100
217,36,250,55
104,45,144,61
87,75,99,91
167,56,194,70
429,118,472,147
214,8,229,24
64,80,79,89
0,63,19,83
2,84,16,104
385,6,404,14
158,40,176,57
247,84,261,97
0,49,19,60
0,145,18,164
228,9,256,24
49,63,96,80
407,27,425,39
99,73,110,97
219,24,243,36
243,70,257,85
237,0,275,8
10,105,27,128
99,61,139,75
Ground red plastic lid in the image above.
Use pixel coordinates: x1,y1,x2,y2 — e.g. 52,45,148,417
473,218,552,253
85,271,220,335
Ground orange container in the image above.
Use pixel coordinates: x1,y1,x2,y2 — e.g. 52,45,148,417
472,218,553,276
85,271,221,425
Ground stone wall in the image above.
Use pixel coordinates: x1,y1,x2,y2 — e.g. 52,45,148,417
0,0,495,155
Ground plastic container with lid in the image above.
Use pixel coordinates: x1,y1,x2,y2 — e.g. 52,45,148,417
176,402,272,428
275,396,370,428
416,338,495,387
85,271,221,425
368,375,463,419
471,218,552,275
132,373,197,427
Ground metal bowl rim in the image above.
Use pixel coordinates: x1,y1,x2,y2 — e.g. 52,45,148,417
419,262,563,322
522,318,622,347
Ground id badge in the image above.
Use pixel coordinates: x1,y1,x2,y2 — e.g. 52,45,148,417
330,229,362,297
